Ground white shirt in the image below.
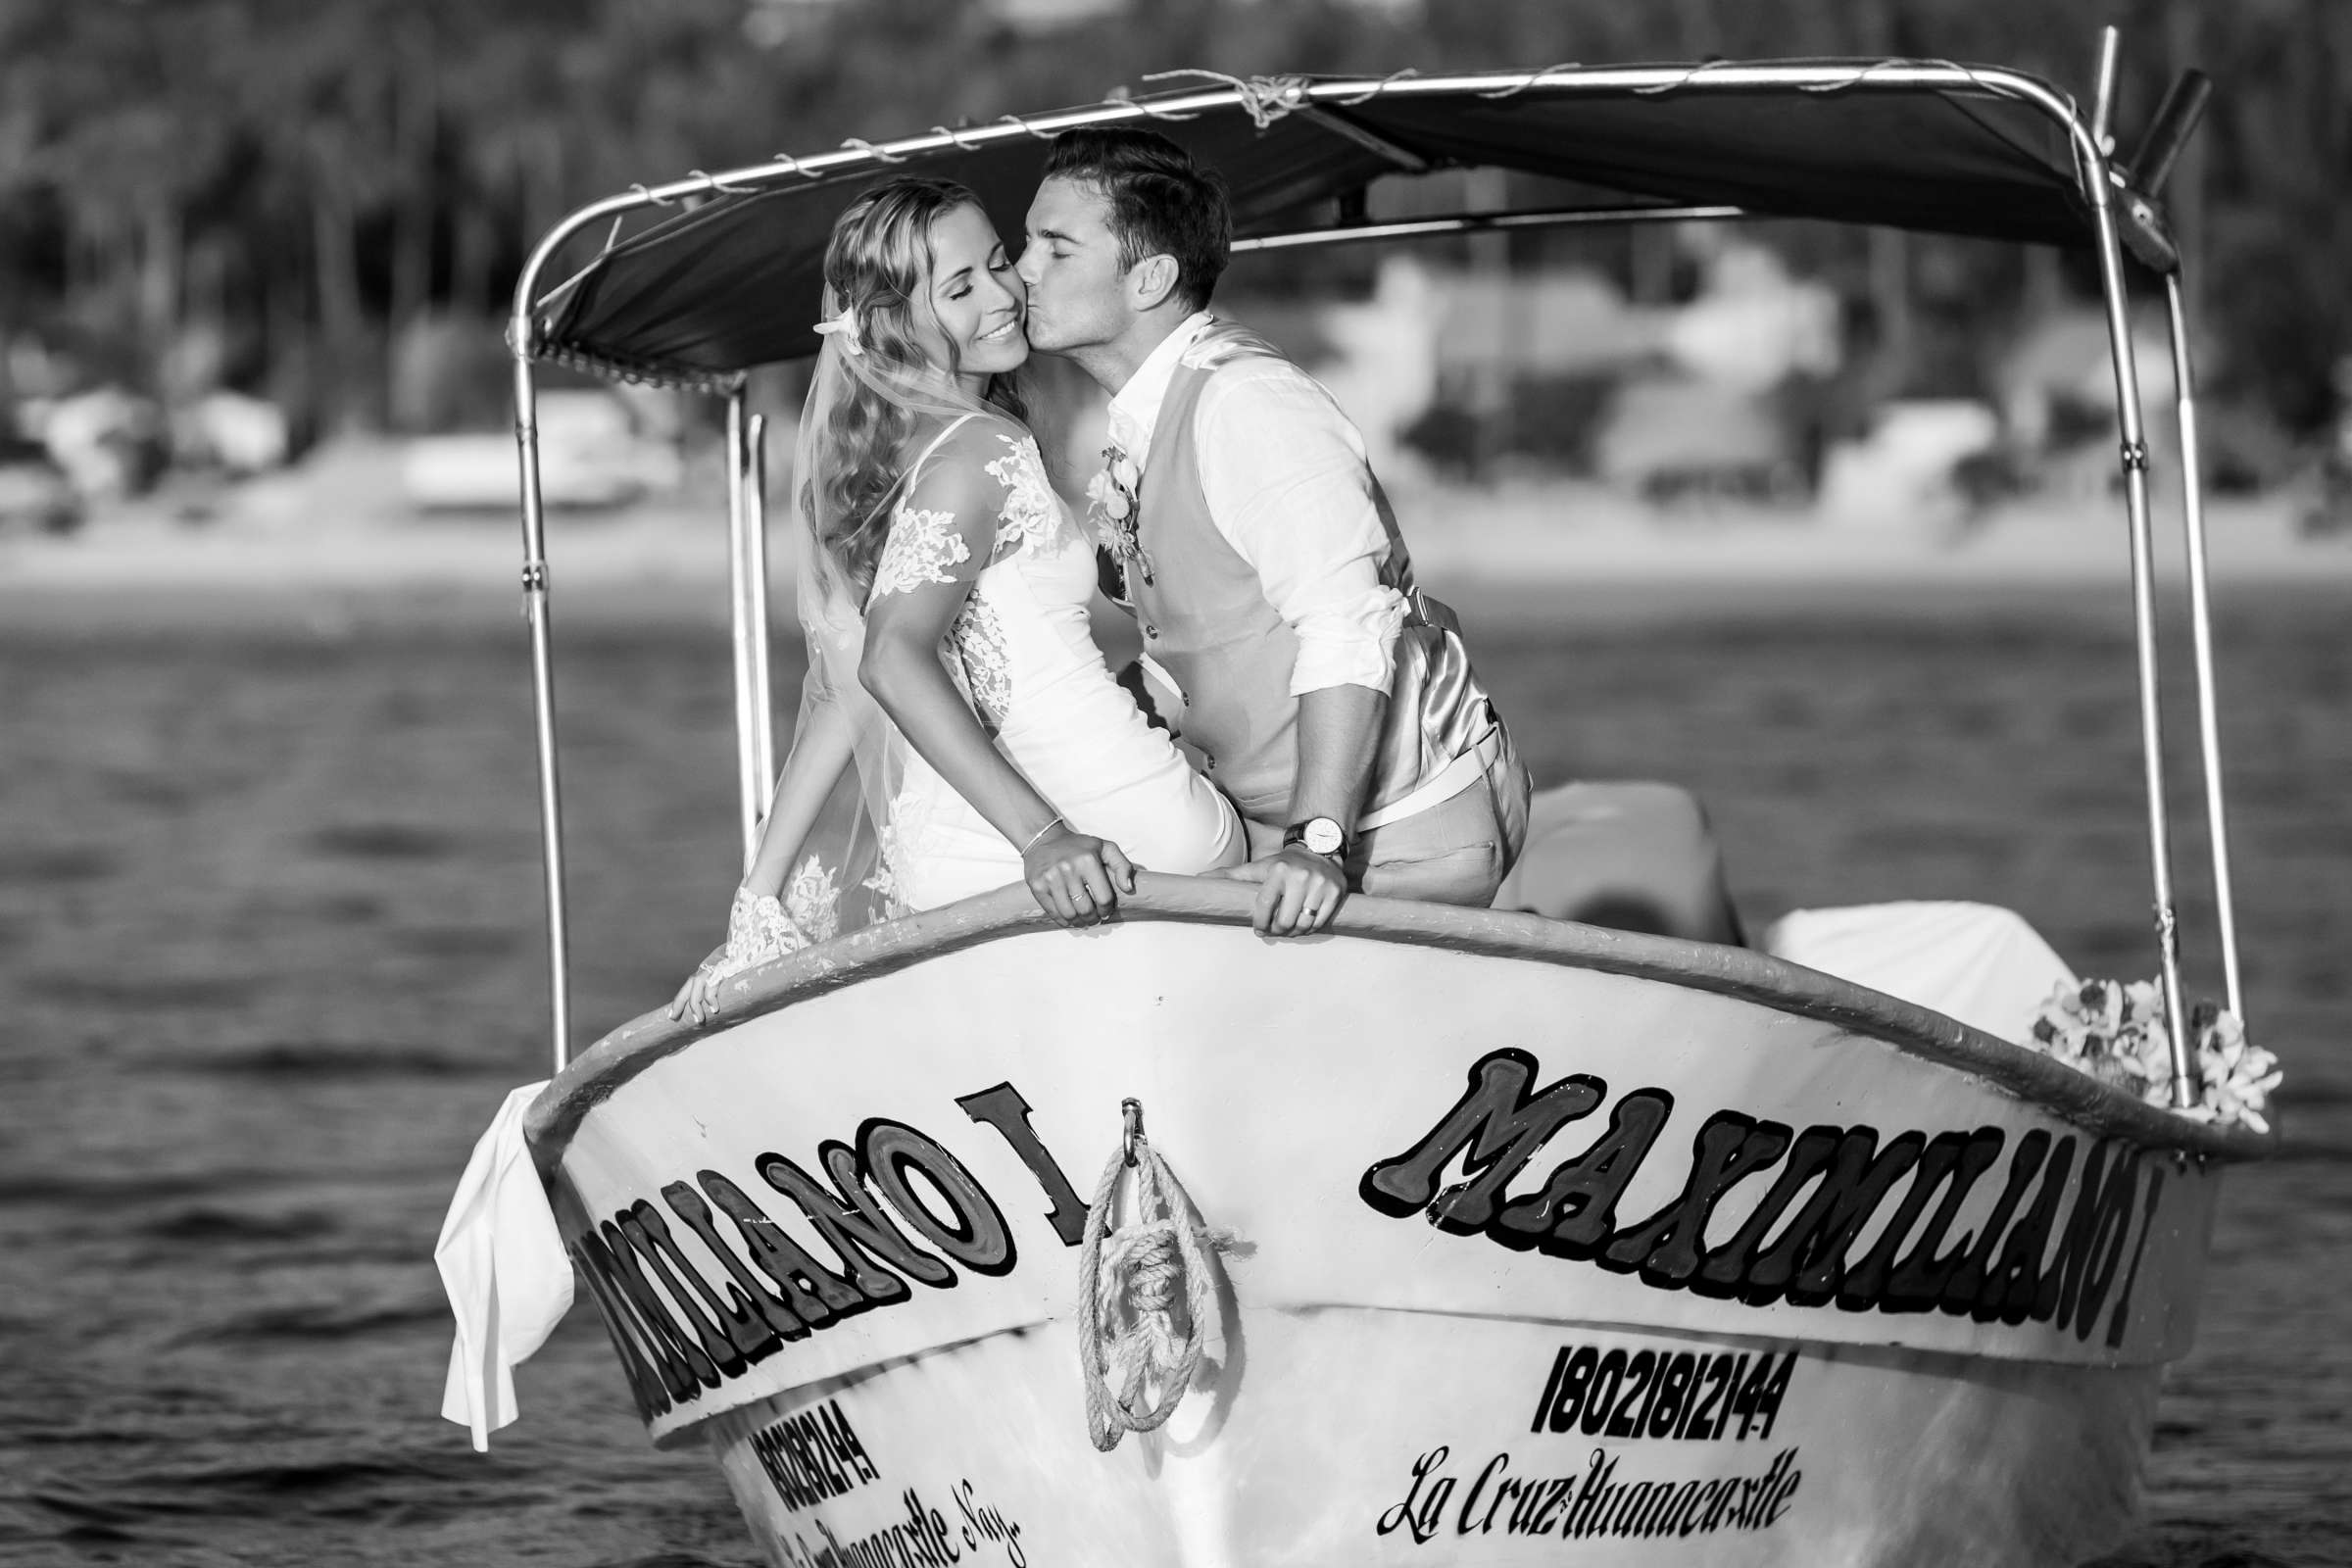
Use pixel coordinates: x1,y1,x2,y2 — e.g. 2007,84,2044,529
1106,313,1407,697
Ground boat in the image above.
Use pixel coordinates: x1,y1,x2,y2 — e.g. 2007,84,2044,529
460,36,2281,1566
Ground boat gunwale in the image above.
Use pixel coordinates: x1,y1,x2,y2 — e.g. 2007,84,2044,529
523,874,2273,1168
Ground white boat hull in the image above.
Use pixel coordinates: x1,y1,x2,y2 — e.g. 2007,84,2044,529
526,880,2260,1567
702,1314,2158,1566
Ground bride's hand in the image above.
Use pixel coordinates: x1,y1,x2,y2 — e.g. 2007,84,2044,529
666,943,729,1025
1021,825,1136,926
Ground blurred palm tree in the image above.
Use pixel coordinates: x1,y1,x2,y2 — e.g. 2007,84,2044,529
0,0,2341,442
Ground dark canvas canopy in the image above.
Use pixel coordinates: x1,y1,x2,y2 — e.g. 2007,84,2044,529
531,62,2094,387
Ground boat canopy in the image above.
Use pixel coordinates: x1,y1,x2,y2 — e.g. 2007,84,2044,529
529,61,2116,389
505,47,2241,1101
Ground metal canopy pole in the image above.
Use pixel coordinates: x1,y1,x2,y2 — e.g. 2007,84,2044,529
2082,145,2196,1108
2090,26,2124,152
746,412,777,796
719,392,757,869
510,333,572,1074
724,389,770,869
1232,203,1744,255
2163,272,2246,1021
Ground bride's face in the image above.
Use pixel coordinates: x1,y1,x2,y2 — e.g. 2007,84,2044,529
912,204,1028,386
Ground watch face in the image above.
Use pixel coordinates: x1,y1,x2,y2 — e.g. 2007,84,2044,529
1302,818,1345,856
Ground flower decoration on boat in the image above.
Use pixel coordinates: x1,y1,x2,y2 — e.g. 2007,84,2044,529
2028,979,2279,1133
2175,1004,2281,1132
813,306,864,357
2030,978,2163,1092
1086,442,1152,588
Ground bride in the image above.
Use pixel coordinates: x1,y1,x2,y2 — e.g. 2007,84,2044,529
671,176,1243,1022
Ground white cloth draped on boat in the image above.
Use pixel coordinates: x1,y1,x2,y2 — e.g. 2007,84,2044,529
1763,901,2079,1047
436,1081,573,1450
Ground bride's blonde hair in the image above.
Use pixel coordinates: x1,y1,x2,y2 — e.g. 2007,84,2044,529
808,176,1022,597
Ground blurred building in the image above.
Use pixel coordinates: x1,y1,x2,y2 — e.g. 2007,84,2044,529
1246,228,1844,504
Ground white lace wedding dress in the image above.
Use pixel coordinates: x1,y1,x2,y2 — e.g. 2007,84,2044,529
866,414,1243,912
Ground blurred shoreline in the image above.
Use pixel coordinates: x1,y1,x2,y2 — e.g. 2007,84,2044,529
3,433,2347,632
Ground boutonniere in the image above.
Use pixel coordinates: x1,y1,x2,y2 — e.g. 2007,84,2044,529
1085,442,1152,587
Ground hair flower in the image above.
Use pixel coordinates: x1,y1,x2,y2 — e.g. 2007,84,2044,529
813,306,864,356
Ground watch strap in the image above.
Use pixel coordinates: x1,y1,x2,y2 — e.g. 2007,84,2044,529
1283,817,1350,858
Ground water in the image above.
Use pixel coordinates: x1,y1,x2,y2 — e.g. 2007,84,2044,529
0,585,2344,1567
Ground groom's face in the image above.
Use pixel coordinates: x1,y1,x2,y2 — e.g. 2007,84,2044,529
1018,176,1131,355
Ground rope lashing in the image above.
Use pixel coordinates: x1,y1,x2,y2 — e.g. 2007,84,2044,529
757,154,824,181
1477,62,1584,99
1076,1098,1223,1452
1110,85,1204,125
1141,70,1315,129
839,137,909,165
1329,68,1421,107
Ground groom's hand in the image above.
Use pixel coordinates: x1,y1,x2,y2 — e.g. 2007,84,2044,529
1213,846,1348,937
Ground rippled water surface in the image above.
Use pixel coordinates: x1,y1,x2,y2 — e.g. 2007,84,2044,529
0,585,2344,1567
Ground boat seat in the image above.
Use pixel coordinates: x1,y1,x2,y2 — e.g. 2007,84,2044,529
1492,781,1746,946
1762,901,2079,1047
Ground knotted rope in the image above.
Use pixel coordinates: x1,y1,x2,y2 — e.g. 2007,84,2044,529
1076,1100,1221,1451
1141,70,1315,129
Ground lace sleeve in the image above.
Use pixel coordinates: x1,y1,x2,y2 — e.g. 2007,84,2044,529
869,426,1018,599
870,506,972,597
983,433,1071,556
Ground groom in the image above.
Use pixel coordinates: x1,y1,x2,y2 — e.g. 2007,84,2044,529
1017,127,1531,937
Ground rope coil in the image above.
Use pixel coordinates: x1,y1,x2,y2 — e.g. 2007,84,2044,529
1076,1100,1222,1451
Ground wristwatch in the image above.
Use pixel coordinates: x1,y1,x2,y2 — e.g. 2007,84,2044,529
1283,816,1349,860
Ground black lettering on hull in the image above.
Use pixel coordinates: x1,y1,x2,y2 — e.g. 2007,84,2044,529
562,1079,1090,1408
958,1081,1092,1247
1361,1050,2171,1347
1360,1049,1606,1232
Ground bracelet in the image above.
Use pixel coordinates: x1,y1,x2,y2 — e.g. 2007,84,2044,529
1019,815,1066,855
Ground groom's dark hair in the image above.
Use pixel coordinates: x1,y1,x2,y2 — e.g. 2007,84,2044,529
1042,127,1231,312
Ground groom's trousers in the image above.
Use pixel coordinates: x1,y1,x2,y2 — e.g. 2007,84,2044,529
1242,721,1533,907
